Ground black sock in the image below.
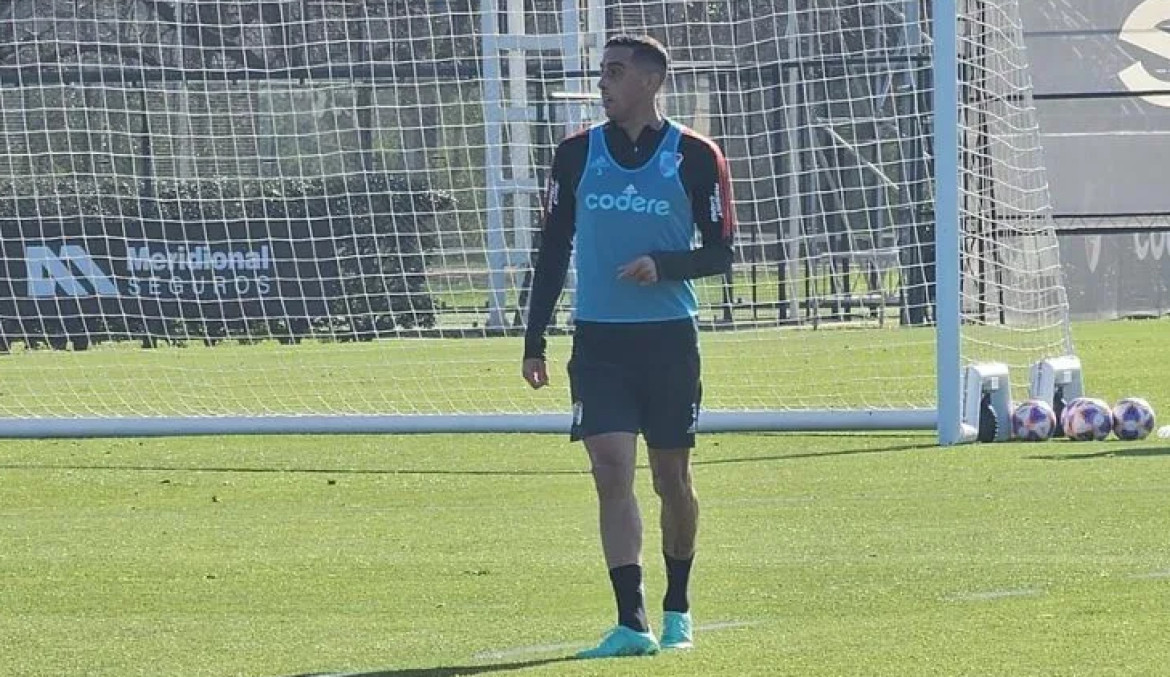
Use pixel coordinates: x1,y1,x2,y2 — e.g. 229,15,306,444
663,553,694,613
608,564,648,632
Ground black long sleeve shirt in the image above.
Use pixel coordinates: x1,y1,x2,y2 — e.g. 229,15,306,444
524,120,736,360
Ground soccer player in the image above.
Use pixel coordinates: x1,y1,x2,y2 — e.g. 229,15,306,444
521,34,735,659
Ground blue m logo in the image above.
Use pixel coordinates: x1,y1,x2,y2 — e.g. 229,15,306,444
25,245,118,298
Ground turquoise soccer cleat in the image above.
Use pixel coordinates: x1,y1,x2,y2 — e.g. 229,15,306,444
575,625,660,659
660,611,694,650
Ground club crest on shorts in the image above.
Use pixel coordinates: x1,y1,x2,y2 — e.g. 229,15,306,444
659,151,683,178
687,402,699,433
572,400,584,426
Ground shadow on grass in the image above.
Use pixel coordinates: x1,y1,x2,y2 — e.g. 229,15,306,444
1027,446,1170,461
4,439,933,476
287,657,573,677
0,463,590,476
0,440,932,477
693,440,936,467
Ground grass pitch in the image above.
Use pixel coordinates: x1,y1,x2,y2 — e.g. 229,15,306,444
2,319,1170,676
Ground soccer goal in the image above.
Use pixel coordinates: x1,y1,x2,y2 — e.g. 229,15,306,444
0,0,1071,442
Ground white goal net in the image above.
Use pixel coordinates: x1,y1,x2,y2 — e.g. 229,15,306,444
0,0,1071,435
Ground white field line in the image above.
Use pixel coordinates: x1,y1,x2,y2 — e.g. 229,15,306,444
314,571,1170,676
944,587,1046,602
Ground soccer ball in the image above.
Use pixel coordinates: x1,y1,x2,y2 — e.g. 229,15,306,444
1064,397,1113,441
1058,397,1090,436
1112,397,1156,441
1010,399,1057,441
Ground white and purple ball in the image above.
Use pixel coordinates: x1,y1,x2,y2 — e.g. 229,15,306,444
1064,397,1113,442
1011,399,1057,441
1059,397,1089,436
1112,397,1156,441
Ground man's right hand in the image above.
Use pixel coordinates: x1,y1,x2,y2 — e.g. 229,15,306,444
521,357,547,390
522,358,549,389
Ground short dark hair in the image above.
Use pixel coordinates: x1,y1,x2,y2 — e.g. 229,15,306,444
604,34,669,75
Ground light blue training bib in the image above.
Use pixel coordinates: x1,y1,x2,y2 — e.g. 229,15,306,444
573,120,698,322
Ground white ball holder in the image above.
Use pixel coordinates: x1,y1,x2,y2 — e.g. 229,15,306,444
962,362,1013,443
1029,355,1083,436
1029,355,1084,407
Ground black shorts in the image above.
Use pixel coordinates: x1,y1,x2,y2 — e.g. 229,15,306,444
567,318,702,449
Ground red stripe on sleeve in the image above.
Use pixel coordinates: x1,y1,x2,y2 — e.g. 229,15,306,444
714,149,736,239
688,129,737,240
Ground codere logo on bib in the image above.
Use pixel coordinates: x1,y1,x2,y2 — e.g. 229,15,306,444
583,184,670,216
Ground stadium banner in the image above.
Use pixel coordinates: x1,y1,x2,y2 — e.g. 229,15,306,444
1059,231,1170,320
0,217,339,336
1023,0,1170,218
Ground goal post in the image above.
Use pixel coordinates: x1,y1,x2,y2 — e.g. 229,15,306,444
0,1,1072,442
934,0,964,445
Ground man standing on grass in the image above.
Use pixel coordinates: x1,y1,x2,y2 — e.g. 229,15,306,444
521,34,736,659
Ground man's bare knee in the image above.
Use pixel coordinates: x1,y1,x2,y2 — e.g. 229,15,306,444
586,433,637,501
649,450,694,502
592,461,635,502
652,471,691,501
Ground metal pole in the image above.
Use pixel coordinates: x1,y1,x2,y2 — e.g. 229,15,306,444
933,0,963,446
481,0,509,329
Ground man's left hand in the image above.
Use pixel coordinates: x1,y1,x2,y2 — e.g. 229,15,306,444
617,256,659,285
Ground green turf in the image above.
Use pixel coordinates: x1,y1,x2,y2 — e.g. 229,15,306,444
0,319,941,416
2,319,1170,676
